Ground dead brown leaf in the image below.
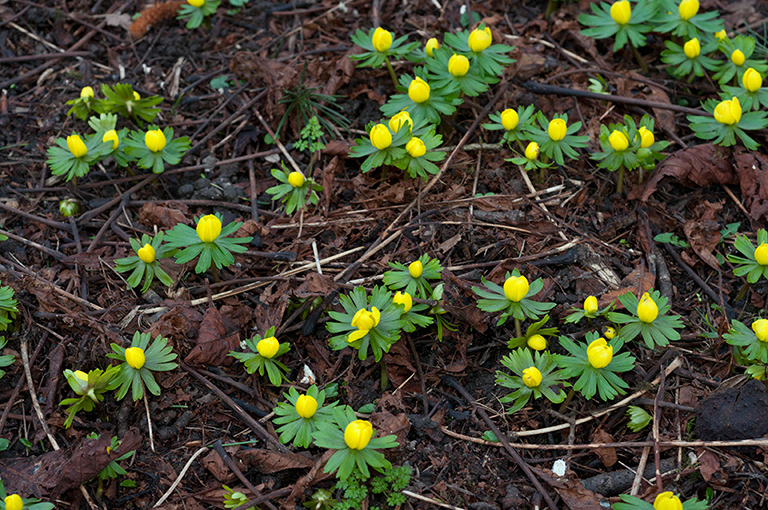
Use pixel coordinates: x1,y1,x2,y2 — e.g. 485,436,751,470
370,411,411,446
150,306,203,340
202,448,237,482
697,449,721,482
184,306,240,366
139,202,189,230
530,465,605,510
683,200,723,269
591,429,618,468
236,448,314,472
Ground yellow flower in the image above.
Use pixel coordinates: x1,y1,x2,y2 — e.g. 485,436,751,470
145,129,167,152
548,118,567,141
448,54,470,77
584,296,599,315
637,292,659,323
638,126,654,148
369,123,392,150
351,307,381,331
714,29,727,41
608,130,629,152
731,49,745,66
196,214,222,243
295,394,318,419
393,291,413,313
388,111,413,133
188,0,205,7
586,338,613,368
468,26,492,53
81,86,94,98
67,134,88,158
256,336,280,359
500,108,519,131
524,142,540,161
503,275,529,302
653,492,683,510
522,366,542,388
372,27,393,53
408,77,430,103
137,243,156,264
288,171,305,188
743,68,763,92
713,97,741,125
425,38,439,57
609,0,631,26
678,0,698,21
125,346,146,370
406,137,426,158
604,326,617,340
71,370,90,394
344,419,373,450
4,494,23,510
753,319,768,342
755,243,768,265
683,38,700,59
103,130,119,150
408,260,423,278
527,334,547,351
133,91,141,100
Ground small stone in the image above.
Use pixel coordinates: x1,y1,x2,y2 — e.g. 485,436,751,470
696,379,768,440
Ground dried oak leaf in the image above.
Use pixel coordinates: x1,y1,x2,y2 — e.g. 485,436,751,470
683,200,723,270
184,306,240,367
530,465,605,510
591,429,618,468
139,201,189,230
236,448,314,472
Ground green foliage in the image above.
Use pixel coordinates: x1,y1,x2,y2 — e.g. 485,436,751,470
0,286,18,332
0,479,55,510
0,337,14,381
229,327,290,386
370,465,411,507
348,118,411,173
86,433,134,481
222,485,249,508
428,283,457,341
113,233,176,293
380,72,461,125
123,126,191,174
100,83,162,123
507,314,558,349
496,349,568,414
727,229,768,283
45,132,111,181
266,163,323,215
483,104,536,145
59,366,120,428
349,27,419,69
443,24,516,80
472,270,556,326
294,116,326,153
303,489,337,510
527,112,589,166
382,254,443,300
176,0,220,29
724,319,768,363
273,385,338,448
425,45,489,97
626,405,652,432
654,232,690,248
393,126,446,182
107,331,178,401
608,290,684,349
660,38,719,79
612,493,709,510
164,213,252,274
653,0,723,39
578,0,656,51
687,98,768,150
713,35,767,85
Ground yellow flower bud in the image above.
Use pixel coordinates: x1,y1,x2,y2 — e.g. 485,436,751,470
731,49,745,66
4,494,23,510
369,123,392,150
59,198,81,217
503,275,529,302
388,111,413,134
524,141,540,161
188,0,204,7
125,346,146,370
406,137,426,158
522,366,542,388
637,292,659,323
608,130,629,152
347,328,368,343
527,334,547,351
372,27,393,53
408,260,423,278
408,77,430,104
71,370,90,394
678,0,698,21
752,319,768,342
500,108,519,131
295,394,318,419
604,326,617,340
714,29,727,41
586,338,613,369
145,129,166,153
713,97,741,126
288,171,305,188
256,336,280,359
103,130,119,150
584,296,599,315
610,0,631,25
344,419,373,450
351,307,381,330
137,243,156,264
755,243,768,265
638,126,654,148
196,214,222,243
548,118,567,141
653,492,683,510
743,68,763,92
393,291,413,313
468,26,492,53
448,54,470,77
683,38,700,59
81,86,94,98
67,134,88,158
133,91,141,100
425,38,439,57
74,370,89,383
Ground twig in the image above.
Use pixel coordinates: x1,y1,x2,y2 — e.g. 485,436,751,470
0,331,48,436
212,440,278,510
253,108,303,175
0,228,66,261
402,490,466,510
152,446,208,507
653,362,666,491
143,393,155,453
630,442,652,496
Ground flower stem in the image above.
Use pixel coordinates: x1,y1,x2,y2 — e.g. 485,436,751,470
544,0,558,17
380,358,389,390
629,42,648,74
637,167,644,184
385,58,398,90
514,317,522,339
616,165,625,195
211,265,220,283
558,387,577,414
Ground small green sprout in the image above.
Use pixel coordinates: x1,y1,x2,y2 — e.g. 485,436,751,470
99,84,161,123
0,337,14,380
164,213,252,274
608,290,684,349
229,327,290,386
312,407,399,480
107,331,178,401
46,132,111,181
473,270,556,326
428,283,457,341
177,0,221,29
578,0,655,52
507,314,558,350
273,385,337,448
60,366,120,428
66,86,102,120
443,25,515,81
266,163,322,215
612,491,708,510
712,35,768,85
724,318,768,363
626,405,652,432
294,116,326,153
553,332,635,401
0,481,54,510
85,432,135,498
483,104,536,146
114,233,176,293
0,285,18,331
392,291,433,333
59,199,81,217
495,349,568,414
527,112,589,166
687,96,768,150
652,0,722,39
123,126,190,174
727,229,768,282
425,45,489,97
222,485,249,508
382,254,443,299
565,295,612,324
303,489,337,510
380,74,461,125
660,37,719,79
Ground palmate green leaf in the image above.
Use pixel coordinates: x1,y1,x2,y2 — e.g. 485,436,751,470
725,319,768,363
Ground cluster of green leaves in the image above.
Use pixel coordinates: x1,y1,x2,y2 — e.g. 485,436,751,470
331,465,411,510
496,348,569,413
177,0,221,29
266,163,323,215
229,326,290,386
0,480,54,510
608,290,684,349
0,286,18,381
107,331,178,401
473,270,556,326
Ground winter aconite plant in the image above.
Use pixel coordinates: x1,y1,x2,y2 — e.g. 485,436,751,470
507,314,558,351
273,385,337,448
266,164,322,215
59,366,120,428
527,112,589,166
229,327,290,386
495,349,568,414
612,491,708,510
608,290,684,349
726,229,768,283
0,482,54,510
688,96,768,150
123,126,190,174
578,0,656,59
46,132,111,181
349,27,419,87
473,270,555,332
114,233,175,293
107,332,178,401
177,0,220,30
383,255,443,299
724,318,768,363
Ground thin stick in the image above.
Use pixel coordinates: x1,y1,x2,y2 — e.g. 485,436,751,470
653,363,666,491
402,490,466,510
144,393,155,453
152,446,208,507
253,108,303,174
630,442,652,495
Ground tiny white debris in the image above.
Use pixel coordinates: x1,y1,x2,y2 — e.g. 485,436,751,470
299,364,316,385
240,339,248,349
552,459,567,477
337,1,348,14
143,63,152,75
265,154,281,163
460,5,466,14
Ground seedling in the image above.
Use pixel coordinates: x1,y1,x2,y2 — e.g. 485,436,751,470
383,254,443,299
229,327,290,386
607,290,684,349
222,485,249,509
273,385,338,448
86,433,135,499
99,83,161,123
626,405,652,432
114,233,176,293
107,331,178,401
266,163,322,215
59,366,120,428
496,348,568,414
